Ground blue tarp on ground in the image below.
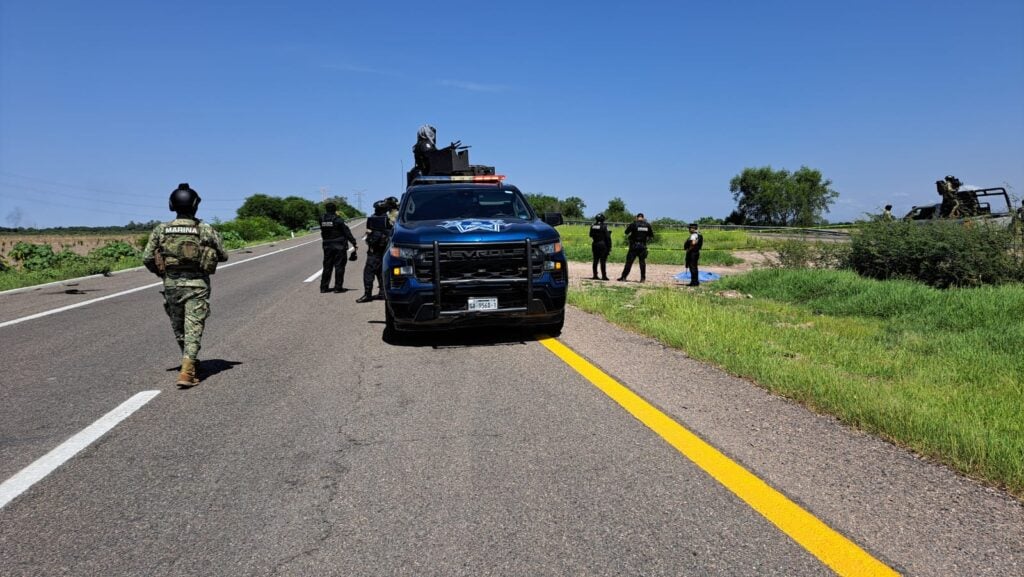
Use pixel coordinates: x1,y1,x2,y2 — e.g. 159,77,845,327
674,271,721,283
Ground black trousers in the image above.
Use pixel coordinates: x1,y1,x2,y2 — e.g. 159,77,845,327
591,242,608,278
686,250,700,285
321,243,348,291
363,252,383,295
621,244,648,279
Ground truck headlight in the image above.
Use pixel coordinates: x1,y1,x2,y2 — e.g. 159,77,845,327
390,245,420,259
536,241,562,255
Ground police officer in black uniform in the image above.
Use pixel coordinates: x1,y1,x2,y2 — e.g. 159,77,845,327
589,213,612,280
684,222,704,287
356,200,393,303
320,202,357,293
617,213,654,282
408,125,437,186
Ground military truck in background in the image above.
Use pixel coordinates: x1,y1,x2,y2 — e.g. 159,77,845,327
903,186,1015,227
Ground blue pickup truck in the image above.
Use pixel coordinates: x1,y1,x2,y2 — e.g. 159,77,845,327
382,174,567,339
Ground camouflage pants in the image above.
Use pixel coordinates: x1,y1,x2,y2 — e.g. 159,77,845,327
162,284,211,360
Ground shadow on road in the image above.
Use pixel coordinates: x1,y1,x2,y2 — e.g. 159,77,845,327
199,359,243,378
380,325,551,349
166,359,243,379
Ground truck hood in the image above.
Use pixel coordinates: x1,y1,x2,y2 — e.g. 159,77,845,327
391,218,559,245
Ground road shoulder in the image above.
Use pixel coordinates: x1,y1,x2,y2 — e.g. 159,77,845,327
557,305,1024,577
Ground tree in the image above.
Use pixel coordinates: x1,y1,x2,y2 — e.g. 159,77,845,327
653,217,686,228
280,196,320,230
603,197,633,223
728,166,838,226
560,196,586,220
238,194,285,223
322,196,364,219
525,193,561,215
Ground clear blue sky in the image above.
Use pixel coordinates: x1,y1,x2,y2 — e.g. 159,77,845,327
2,0,1022,227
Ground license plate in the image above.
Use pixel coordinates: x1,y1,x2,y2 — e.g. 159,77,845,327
468,297,498,311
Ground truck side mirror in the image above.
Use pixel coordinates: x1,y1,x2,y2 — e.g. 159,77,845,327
543,212,564,227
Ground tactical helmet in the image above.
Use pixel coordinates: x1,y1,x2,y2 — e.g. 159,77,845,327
595,213,606,222
169,183,200,213
373,200,387,215
385,196,399,210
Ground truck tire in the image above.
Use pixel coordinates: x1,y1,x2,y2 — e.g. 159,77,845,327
539,311,564,337
384,304,401,343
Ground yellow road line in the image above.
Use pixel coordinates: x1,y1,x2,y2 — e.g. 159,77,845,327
539,337,899,577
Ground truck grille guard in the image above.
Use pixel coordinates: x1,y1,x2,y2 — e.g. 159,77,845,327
429,239,537,316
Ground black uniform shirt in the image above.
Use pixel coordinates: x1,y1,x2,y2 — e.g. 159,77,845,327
320,214,357,246
589,222,611,245
625,221,654,246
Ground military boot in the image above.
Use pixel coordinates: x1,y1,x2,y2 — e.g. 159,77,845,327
356,292,374,303
176,357,200,387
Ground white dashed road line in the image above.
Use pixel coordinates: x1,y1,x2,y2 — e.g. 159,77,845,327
0,390,161,509
303,246,356,283
0,239,321,329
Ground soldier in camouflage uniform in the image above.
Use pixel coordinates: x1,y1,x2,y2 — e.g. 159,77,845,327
937,175,962,218
143,183,228,387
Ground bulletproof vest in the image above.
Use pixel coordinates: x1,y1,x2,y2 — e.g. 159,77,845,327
366,215,391,251
321,214,344,241
161,220,202,271
413,140,435,171
685,233,703,250
629,223,652,244
590,223,608,242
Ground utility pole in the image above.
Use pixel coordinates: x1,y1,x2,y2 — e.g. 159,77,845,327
353,189,366,213
319,186,329,203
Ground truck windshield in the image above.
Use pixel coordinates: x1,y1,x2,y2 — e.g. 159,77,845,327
401,188,534,222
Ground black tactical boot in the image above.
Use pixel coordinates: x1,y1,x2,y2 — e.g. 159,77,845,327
356,293,373,303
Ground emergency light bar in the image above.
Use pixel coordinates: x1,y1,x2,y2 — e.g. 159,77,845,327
412,174,506,184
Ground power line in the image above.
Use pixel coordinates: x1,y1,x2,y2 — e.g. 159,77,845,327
0,191,159,219
0,171,250,203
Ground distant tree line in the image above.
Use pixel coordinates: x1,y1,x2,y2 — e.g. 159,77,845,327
0,221,162,235
236,194,363,230
526,165,838,226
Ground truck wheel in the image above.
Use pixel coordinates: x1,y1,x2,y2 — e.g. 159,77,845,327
384,304,403,343
539,311,564,338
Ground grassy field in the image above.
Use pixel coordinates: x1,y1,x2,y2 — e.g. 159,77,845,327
0,232,145,259
0,231,306,292
559,224,768,266
569,268,1024,497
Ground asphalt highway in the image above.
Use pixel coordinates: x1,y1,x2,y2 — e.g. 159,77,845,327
1,225,1021,576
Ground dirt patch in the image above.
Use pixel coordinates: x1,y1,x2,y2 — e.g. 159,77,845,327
568,250,773,290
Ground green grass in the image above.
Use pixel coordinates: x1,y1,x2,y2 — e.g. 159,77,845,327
559,225,764,266
569,268,1024,497
0,233,306,292
0,257,142,291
